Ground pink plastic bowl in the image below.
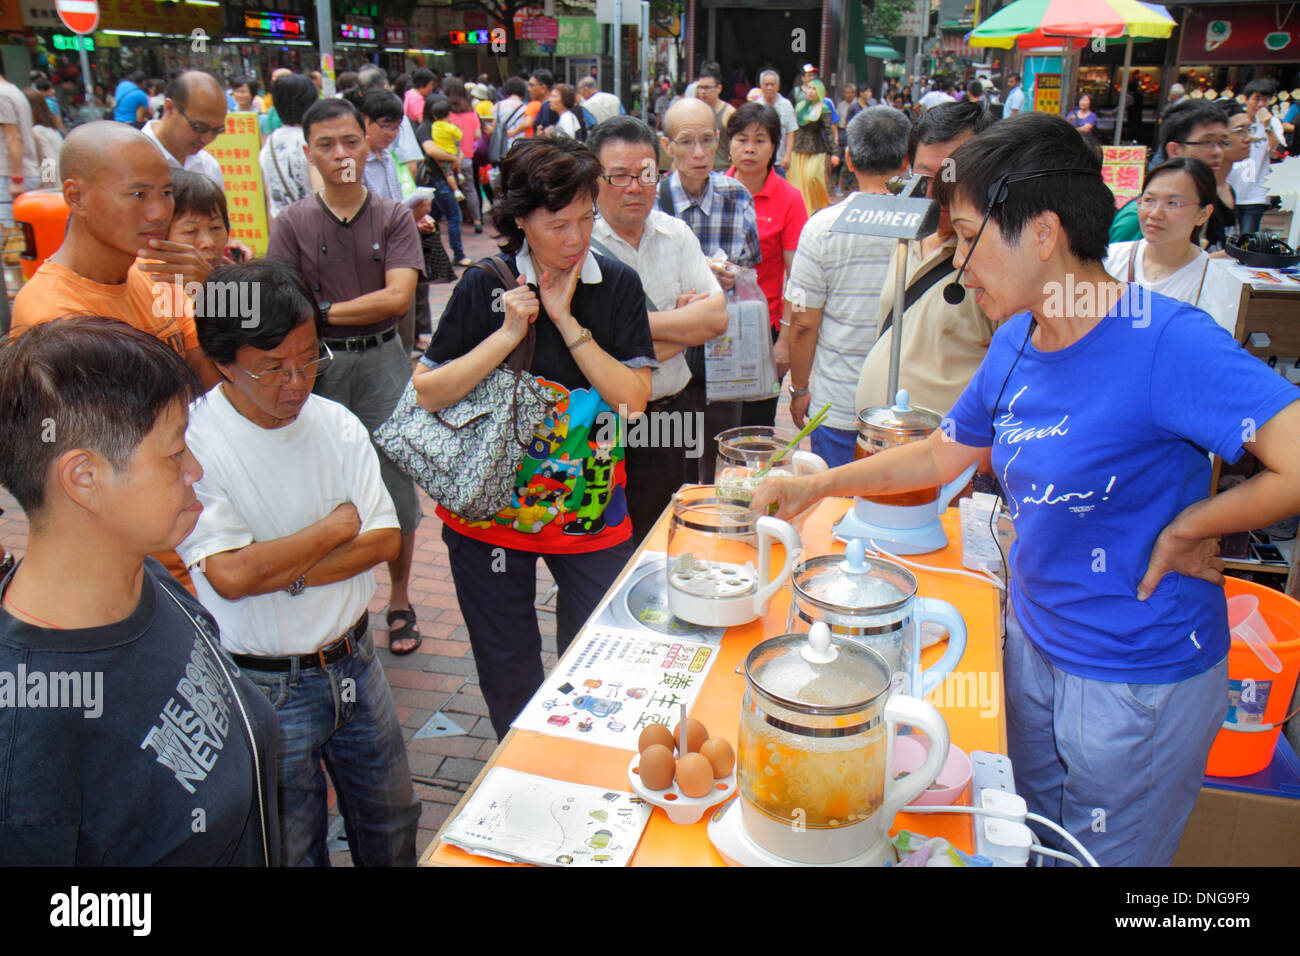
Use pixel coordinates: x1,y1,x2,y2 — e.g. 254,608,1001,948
892,736,973,806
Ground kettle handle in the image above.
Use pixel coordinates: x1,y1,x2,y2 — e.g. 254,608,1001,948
937,462,978,512
792,450,828,476
880,692,950,823
915,597,968,698
754,515,801,617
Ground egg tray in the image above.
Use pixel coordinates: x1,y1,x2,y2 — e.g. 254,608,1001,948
627,752,738,825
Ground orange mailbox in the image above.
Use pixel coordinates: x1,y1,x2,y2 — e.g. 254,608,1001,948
13,189,70,280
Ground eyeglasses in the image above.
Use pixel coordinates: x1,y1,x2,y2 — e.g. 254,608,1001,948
1178,138,1230,151
175,103,223,138
236,343,333,386
671,134,718,152
374,120,402,134
1137,195,1197,212
601,169,661,187
695,84,719,92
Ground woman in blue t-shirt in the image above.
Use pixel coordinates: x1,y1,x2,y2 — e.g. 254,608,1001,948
1066,93,1097,136
753,113,1300,866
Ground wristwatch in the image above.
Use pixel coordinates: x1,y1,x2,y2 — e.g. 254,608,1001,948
566,327,593,350
788,383,810,398
318,301,332,322
287,575,306,596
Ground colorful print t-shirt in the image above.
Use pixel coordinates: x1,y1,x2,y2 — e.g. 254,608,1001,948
422,248,657,555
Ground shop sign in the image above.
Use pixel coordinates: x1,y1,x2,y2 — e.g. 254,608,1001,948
1179,3,1300,63
109,0,220,34
1033,73,1061,114
341,22,377,41
516,13,558,43
556,16,599,56
242,10,309,39
52,33,94,50
449,28,499,46
204,113,269,257
1101,146,1147,209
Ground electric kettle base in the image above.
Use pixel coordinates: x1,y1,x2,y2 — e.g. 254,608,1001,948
706,799,895,867
833,511,949,555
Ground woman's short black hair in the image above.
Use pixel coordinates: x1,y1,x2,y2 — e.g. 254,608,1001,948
502,76,528,99
491,138,601,254
271,73,318,127
196,259,323,365
1142,157,1217,244
412,68,436,89
933,111,1113,263
726,102,782,170
234,76,259,98
0,317,201,519
301,97,364,142
171,168,229,231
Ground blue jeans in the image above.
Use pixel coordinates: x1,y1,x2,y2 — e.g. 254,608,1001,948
431,176,465,260
1004,602,1228,866
810,424,858,468
244,627,420,866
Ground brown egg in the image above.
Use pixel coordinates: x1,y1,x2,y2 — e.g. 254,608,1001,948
637,744,676,791
638,723,675,755
699,737,735,778
673,718,709,755
675,753,714,798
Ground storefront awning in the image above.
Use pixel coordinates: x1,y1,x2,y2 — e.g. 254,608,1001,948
865,37,903,60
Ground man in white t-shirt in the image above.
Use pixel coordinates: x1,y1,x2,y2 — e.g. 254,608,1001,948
1228,80,1284,235
144,71,226,187
919,81,956,112
1002,74,1026,118
0,62,39,228
758,70,797,173
177,259,420,867
588,116,726,541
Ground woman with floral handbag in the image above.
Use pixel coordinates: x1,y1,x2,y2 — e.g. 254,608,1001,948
410,137,656,739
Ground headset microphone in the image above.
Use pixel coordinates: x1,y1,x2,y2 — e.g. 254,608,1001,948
943,275,967,305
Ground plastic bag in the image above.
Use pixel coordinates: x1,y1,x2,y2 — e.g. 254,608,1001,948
703,259,780,404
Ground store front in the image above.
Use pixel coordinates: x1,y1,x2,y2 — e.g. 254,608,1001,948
1173,2,1300,97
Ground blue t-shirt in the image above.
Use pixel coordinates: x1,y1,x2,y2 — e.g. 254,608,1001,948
113,83,148,123
947,287,1299,683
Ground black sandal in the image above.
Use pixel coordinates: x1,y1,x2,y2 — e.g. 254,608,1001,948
386,608,422,655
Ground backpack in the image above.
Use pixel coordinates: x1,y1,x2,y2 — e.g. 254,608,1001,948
574,105,594,143
488,102,524,165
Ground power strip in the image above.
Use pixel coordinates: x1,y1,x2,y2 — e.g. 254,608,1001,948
959,493,1002,574
970,751,1029,866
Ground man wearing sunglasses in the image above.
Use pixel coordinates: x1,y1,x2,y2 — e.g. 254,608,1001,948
141,70,226,188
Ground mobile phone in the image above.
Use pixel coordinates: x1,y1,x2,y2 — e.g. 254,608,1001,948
1252,542,1285,563
1220,532,1250,560
227,246,247,264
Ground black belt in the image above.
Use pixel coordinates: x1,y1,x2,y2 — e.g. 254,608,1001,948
647,389,685,412
322,327,397,353
232,613,368,672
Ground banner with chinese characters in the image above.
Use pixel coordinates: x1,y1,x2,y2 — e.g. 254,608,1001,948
205,113,269,256
512,626,718,750
1032,72,1060,114
1101,145,1147,209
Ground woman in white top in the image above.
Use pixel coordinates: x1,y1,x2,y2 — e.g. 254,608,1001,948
1104,157,1215,308
23,88,62,185
257,73,323,219
548,83,584,139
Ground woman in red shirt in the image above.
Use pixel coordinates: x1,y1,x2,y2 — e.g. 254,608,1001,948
726,101,809,426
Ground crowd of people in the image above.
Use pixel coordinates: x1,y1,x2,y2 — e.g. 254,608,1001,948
0,55,1296,870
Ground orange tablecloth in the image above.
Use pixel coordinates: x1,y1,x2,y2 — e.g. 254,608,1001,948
421,498,1005,866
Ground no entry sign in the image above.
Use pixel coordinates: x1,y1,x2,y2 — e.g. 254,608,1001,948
57,0,100,35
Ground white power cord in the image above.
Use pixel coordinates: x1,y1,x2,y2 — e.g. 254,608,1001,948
1030,844,1083,866
865,538,1006,591
902,803,1097,867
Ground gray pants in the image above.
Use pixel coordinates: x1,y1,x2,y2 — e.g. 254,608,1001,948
313,333,421,534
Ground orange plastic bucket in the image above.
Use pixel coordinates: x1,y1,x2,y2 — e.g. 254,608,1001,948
1205,577,1300,777
12,189,70,280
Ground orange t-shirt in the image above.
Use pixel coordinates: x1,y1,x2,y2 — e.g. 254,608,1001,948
9,259,200,592
523,99,541,137
10,259,198,356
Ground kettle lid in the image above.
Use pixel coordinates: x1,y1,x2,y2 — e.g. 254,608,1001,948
858,389,942,436
746,622,893,715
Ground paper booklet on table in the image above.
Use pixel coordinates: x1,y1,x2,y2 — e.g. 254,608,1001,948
511,625,719,750
440,767,651,866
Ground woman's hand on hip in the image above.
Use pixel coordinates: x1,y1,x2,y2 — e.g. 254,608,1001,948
500,273,539,344
1137,517,1225,601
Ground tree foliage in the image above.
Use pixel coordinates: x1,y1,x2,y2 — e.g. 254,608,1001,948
864,0,913,38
